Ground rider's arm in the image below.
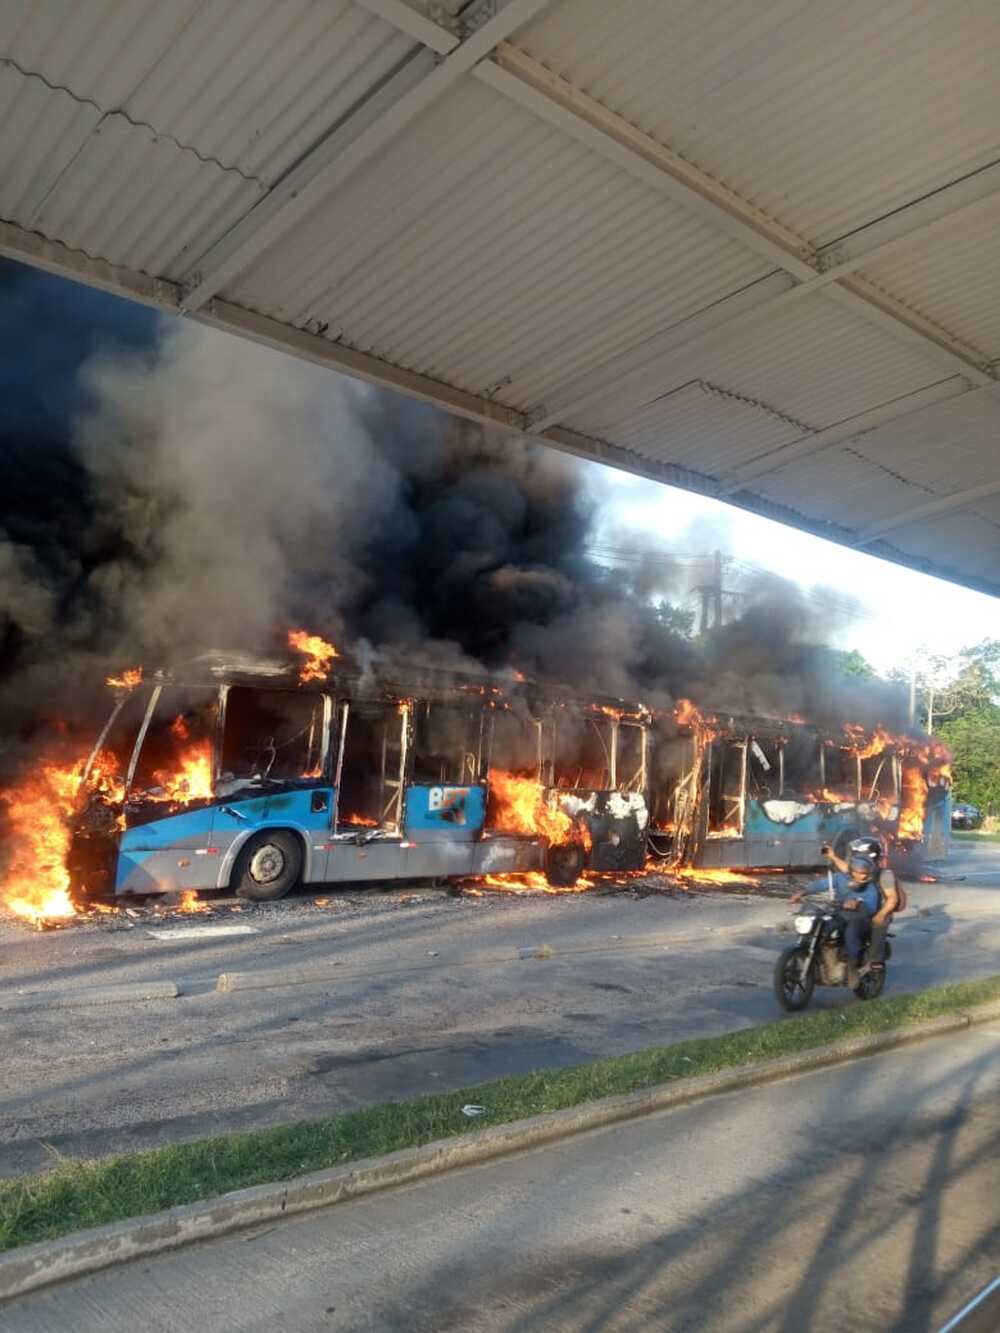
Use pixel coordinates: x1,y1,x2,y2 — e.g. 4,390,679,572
823,845,849,874
872,868,899,926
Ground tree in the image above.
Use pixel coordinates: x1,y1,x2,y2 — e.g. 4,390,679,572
831,648,877,680
938,703,1000,813
654,600,696,638
932,640,1000,815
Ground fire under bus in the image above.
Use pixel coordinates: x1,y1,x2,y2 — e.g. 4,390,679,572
67,652,652,902
649,708,951,870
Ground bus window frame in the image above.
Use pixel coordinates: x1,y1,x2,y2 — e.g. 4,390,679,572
216,685,333,787
615,721,647,793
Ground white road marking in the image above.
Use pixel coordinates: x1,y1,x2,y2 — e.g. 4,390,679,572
148,925,260,940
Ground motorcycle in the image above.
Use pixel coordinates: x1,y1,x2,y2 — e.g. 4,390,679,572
773,893,892,1011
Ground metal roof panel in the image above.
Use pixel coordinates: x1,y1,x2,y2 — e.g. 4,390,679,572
515,0,1000,246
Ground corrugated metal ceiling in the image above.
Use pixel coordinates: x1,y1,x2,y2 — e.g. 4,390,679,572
232,78,774,404
1,0,998,598
515,0,1000,247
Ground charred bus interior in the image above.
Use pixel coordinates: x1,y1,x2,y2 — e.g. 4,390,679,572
648,711,942,870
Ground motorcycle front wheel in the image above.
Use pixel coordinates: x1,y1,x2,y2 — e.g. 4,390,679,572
774,946,815,1012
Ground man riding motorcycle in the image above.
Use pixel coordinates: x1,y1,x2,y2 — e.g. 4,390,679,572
790,842,883,987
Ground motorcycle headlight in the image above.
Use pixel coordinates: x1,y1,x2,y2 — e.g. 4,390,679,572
793,914,814,934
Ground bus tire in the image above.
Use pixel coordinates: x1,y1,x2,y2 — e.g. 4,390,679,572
233,830,303,902
545,840,586,888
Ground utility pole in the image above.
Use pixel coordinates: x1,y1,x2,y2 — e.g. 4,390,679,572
713,550,724,630
695,551,727,634
908,668,917,726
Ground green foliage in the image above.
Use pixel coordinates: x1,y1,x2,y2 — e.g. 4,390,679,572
937,702,1000,812
3,973,1000,1253
654,599,696,637
831,648,877,680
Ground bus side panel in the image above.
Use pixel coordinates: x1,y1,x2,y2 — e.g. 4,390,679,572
116,807,218,894
215,788,335,886
403,784,486,843
325,840,479,881
923,787,951,860
702,801,886,870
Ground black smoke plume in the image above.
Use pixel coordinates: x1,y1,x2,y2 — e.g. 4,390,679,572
0,259,907,769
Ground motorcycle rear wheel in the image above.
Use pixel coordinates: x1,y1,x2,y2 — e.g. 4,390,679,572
774,946,815,1011
854,967,886,1001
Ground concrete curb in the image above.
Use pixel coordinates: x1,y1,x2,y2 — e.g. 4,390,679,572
3,999,1000,1303
0,981,180,1011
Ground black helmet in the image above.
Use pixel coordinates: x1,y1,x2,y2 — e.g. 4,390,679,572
849,836,883,864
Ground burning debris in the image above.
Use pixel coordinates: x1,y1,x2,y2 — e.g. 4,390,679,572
105,667,143,690
288,631,339,684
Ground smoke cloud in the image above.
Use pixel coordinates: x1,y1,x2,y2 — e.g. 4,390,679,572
0,259,909,768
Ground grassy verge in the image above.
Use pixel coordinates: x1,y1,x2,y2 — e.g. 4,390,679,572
3,973,999,1255
952,828,1000,842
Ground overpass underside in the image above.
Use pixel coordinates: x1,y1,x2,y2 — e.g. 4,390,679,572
3,0,999,595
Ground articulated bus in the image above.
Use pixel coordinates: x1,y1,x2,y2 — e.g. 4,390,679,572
650,710,951,870
69,653,652,901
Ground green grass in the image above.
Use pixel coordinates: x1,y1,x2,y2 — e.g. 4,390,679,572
952,827,1000,842
3,973,1000,1255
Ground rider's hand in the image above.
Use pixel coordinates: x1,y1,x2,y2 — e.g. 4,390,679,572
789,891,803,904
820,844,833,860
842,896,859,911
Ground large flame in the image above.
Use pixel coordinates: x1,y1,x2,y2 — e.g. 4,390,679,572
288,630,339,683
488,770,578,847
149,716,214,803
0,748,124,926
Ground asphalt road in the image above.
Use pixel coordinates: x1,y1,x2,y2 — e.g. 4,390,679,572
6,1020,999,1332
0,843,997,1176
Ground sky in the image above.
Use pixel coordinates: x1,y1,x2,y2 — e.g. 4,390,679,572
583,462,1000,677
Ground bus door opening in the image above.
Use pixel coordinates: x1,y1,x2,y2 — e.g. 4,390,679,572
707,739,747,838
335,702,408,834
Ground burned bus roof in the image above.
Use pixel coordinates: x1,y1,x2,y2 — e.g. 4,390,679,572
146,651,652,721
664,706,905,749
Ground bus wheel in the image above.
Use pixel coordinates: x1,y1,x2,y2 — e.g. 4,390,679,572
234,831,302,901
545,840,586,888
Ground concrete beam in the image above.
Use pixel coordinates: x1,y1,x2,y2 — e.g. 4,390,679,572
352,0,459,54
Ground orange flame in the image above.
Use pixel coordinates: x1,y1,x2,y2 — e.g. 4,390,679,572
674,698,702,727
178,889,208,913
675,867,761,887
288,630,339,683
843,724,893,758
106,667,143,689
151,725,214,805
1,748,124,926
488,770,579,847
480,871,590,894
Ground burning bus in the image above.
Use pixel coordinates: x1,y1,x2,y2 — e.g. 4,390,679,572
649,705,951,870
63,644,652,904
2,633,952,922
